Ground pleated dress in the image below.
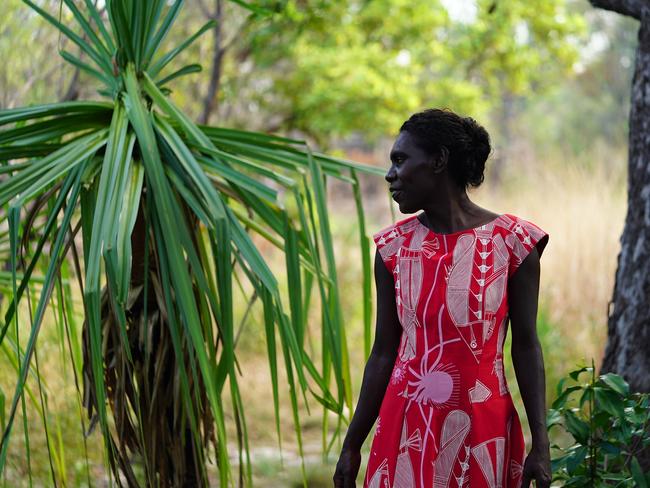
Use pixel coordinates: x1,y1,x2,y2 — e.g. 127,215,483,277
363,212,549,488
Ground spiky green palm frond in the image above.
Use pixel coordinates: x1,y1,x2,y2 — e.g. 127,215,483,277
0,0,384,485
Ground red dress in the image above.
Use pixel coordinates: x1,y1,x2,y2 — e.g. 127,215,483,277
364,213,549,488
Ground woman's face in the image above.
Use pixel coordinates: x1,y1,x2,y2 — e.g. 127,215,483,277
385,130,441,213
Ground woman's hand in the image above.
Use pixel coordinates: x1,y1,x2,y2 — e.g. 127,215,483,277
333,447,361,488
509,246,552,488
332,251,401,487
521,445,552,488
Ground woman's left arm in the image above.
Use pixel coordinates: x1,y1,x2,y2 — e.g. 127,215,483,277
508,246,552,488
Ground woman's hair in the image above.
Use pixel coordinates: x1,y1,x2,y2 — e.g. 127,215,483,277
399,108,491,189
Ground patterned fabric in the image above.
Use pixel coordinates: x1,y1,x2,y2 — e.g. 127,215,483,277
364,213,549,488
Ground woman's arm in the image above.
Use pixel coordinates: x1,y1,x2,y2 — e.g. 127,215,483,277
508,246,552,488
333,249,402,487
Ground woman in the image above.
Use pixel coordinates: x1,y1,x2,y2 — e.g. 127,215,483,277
333,109,551,488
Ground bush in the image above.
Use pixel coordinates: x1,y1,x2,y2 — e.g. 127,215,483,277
547,361,650,487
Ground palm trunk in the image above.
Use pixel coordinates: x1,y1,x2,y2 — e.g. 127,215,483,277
82,185,214,486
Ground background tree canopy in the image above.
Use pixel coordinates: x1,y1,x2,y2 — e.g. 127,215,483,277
194,0,585,143
2,0,585,142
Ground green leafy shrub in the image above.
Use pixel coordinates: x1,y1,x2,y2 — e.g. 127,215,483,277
547,361,650,487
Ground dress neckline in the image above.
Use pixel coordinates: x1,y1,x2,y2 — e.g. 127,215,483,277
414,212,505,237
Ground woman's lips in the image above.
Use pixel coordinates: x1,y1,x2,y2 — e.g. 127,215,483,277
392,190,403,201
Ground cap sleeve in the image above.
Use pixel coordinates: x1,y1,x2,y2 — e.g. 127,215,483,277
504,216,549,278
372,223,403,273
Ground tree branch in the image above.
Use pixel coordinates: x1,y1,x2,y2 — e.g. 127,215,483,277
200,0,223,124
589,0,644,20
61,63,81,101
196,0,212,18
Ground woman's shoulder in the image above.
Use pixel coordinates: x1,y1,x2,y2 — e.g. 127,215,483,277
497,213,548,241
372,214,420,242
371,214,420,266
496,213,550,274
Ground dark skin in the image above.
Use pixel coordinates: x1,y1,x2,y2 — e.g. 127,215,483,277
333,131,551,488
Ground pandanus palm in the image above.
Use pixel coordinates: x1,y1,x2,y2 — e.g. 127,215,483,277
0,1,383,485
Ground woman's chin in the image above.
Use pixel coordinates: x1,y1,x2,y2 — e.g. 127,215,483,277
396,199,413,213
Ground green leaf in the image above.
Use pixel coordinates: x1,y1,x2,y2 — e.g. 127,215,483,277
0,113,109,146
107,0,135,63
140,0,165,67
62,0,113,59
550,452,569,473
190,141,295,187
1,130,108,210
566,445,588,474
0,160,98,348
556,376,568,398
592,410,613,429
600,372,630,396
227,0,276,15
116,160,144,300
123,63,231,484
23,0,114,78
0,101,112,127
600,441,620,455
132,0,146,67
631,457,648,488
349,167,372,359
259,285,282,451
82,0,115,52
594,386,626,418
212,216,235,395
153,114,228,222
579,386,593,409
144,0,184,64
564,409,590,444
0,165,86,473
546,408,563,428
59,49,116,89
569,365,591,381
196,153,279,202
156,64,202,86
0,144,64,161
551,385,582,410
284,215,304,348
80,102,136,471
0,388,4,436
149,20,216,77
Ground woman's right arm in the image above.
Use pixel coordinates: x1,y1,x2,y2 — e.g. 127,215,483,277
333,249,402,487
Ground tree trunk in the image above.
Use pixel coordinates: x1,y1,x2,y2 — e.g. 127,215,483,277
491,89,515,186
595,2,650,392
590,0,650,471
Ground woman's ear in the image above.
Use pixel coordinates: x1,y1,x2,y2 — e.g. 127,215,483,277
430,146,449,173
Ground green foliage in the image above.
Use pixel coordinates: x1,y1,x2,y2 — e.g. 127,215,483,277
0,1,384,485
235,0,585,143
547,361,650,487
